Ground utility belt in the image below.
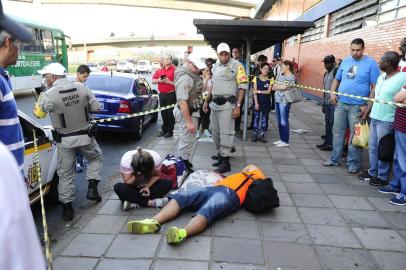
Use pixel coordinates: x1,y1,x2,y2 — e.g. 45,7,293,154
176,95,204,113
212,95,237,105
52,124,97,143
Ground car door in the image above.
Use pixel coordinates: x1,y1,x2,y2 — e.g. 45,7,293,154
136,77,155,120
19,112,56,203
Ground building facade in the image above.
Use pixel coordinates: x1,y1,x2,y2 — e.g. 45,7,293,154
264,0,406,98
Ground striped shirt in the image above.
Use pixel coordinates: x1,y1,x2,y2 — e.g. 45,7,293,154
0,67,24,170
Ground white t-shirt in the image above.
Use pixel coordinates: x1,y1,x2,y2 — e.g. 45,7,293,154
399,58,406,89
120,149,162,174
0,143,46,270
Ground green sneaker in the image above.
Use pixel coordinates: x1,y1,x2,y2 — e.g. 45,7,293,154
166,226,187,244
127,219,161,234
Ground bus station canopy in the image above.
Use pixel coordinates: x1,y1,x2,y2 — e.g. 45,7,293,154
193,19,315,54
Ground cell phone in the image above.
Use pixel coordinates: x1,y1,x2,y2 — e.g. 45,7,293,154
160,75,166,80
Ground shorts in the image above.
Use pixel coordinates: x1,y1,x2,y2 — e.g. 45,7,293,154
169,185,240,225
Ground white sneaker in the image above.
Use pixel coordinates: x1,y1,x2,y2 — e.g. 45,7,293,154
276,142,290,147
203,129,212,138
196,130,201,139
123,201,140,211
273,140,282,145
153,197,169,208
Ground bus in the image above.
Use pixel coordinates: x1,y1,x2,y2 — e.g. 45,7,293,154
7,17,69,92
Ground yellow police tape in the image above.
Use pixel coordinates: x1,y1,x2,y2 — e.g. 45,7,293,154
273,79,406,108
92,104,176,124
33,130,53,270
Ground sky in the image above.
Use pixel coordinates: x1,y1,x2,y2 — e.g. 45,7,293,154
4,0,231,41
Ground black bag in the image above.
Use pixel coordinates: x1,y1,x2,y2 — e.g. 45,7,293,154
378,132,396,162
238,173,279,213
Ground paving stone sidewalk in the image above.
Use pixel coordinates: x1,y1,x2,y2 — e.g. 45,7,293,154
53,100,406,270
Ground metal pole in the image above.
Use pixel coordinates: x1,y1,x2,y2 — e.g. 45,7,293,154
243,38,251,141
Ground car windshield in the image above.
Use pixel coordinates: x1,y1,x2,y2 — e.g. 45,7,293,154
86,75,133,94
118,61,127,65
138,62,146,66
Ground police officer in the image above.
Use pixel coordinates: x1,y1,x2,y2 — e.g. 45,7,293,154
34,63,103,221
203,43,248,173
174,52,206,173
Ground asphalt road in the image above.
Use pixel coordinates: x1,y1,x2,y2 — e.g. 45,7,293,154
15,73,160,244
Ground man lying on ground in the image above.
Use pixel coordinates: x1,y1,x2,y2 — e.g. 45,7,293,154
127,164,266,244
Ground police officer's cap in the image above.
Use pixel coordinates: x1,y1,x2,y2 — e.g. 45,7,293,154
0,0,32,41
217,43,230,54
322,55,336,63
187,53,207,70
38,63,67,76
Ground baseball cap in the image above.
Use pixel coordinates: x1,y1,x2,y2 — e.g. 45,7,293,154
37,63,67,76
217,42,230,54
322,55,336,63
0,1,32,42
187,52,207,70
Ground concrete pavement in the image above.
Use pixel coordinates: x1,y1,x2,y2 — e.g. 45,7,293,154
52,100,406,270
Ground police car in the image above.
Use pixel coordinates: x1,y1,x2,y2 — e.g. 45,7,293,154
19,110,58,204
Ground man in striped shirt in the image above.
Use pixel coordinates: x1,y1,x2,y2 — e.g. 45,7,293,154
0,30,30,172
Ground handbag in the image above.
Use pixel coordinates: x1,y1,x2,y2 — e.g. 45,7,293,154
284,87,303,103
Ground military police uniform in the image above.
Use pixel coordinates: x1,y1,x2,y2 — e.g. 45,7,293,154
211,58,248,172
174,62,204,171
34,70,103,220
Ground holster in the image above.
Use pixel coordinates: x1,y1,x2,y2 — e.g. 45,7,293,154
88,123,97,138
212,96,237,105
51,129,61,143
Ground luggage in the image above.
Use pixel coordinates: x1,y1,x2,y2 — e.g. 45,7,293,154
160,155,187,189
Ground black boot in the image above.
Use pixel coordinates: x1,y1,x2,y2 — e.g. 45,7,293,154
211,153,221,160
212,156,223,167
216,157,231,173
62,202,74,221
251,133,258,142
260,134,267,143
87,179,102,202
183,159,194,175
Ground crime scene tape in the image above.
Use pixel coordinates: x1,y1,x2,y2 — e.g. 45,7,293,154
272,79,406,108
33,130,53,270
92,104,176,124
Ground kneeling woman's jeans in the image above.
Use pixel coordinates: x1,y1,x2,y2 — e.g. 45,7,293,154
114,179,172,206
275,102,291,143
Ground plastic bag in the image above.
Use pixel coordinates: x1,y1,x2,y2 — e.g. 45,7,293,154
352,122,369,148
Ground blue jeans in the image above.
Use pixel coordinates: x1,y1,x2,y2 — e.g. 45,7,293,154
169,185,240,225
389,130,406,197
330,103,363,170
275,102,291,143
323,104,335,146
368,118,393,180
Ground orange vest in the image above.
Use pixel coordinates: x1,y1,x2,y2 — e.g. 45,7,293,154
214,168,266,205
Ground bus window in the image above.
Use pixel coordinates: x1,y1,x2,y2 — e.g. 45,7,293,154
21,28,41,53
41,30,54,53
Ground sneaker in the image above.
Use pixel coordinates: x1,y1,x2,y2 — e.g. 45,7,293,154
369,177,389,187
378,185,400,195
76,163,83,173
271,109,276,112
166,226,187,244
203,129,212,138
195,130,201,139
153,197,169,208
347,168,358,174
127,218,161,234
389,194,406,206
322,160,338,166
319,145,332,151
276,142,289,147
273,140,282,145
358,171,374,181
123,201,140,211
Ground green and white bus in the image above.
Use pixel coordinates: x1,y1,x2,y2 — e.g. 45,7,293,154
7,17,69,91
